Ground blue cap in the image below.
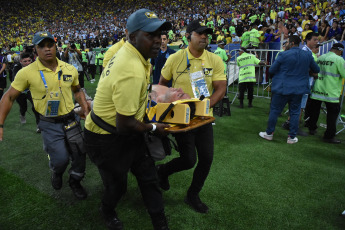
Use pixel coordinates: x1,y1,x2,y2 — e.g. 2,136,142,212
126,9,172,34
32,31,55,45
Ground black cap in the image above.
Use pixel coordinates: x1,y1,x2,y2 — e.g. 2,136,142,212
186,20,213,34
217,41,226,46
331,43,344,51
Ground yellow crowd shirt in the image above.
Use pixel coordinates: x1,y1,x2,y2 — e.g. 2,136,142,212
102,38,126,67
85,42,150,134
161,48,226,116
11,58,78,116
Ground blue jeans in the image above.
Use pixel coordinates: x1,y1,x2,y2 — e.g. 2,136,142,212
266,94,303,138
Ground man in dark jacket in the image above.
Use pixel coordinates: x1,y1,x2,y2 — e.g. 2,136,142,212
259,35,320,144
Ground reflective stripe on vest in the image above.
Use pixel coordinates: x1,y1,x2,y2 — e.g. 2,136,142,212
239,76,256,83
319,71,340,78
311,93,339,102
239,64,256,69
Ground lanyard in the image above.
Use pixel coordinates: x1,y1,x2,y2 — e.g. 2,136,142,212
39,69,62,95
39,71,49,96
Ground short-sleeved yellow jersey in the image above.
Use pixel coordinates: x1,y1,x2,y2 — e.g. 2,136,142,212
11,58,79,116
102,38,126,68
161,48,226,116
85,42,150,134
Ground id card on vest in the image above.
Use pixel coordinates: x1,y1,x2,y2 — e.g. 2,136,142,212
190,71,210,98
45,100,60,117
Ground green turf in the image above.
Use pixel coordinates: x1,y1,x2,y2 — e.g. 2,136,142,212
1,78,345,230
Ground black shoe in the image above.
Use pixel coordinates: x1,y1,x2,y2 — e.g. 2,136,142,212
99,206,123,230
248,103,253,108
323,138,341,144
51,172,63,190
309,129,317,135
297,129,308,137
156,165,170,191
184,195,209,213
282,121,290,130
69,178,87,200
151,212,169,230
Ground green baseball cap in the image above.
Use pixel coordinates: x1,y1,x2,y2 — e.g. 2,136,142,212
126,9,172,34
32,31,55,45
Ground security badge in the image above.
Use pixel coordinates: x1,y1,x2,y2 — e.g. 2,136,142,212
203,68,213,77
63,75,73,82
190,71,210,98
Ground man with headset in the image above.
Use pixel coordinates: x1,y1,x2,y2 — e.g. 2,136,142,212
158,20,227,214
84,9,171,230
0,31,90,199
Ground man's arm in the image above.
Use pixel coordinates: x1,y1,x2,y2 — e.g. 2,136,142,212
116,113,169,136
0,63,6,75
210,80,227,108
0,87,22,141
72,85,90,118
159,74,170,86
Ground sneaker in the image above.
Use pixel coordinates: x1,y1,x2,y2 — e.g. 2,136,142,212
259,132,273,141
69,177,87,200
287,136,298,144
51,172,63,190
184,194,209,213
99,206,123,230
90,79,95,84
156,165,170,191
20,115,26,124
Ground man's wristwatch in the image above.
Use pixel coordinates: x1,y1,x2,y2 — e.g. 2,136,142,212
151,124,156,132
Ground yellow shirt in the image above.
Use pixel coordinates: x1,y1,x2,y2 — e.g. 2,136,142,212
85,42,150,134
11,58,78,116
270,11,277,20
161,48,226,116
102,38,126,67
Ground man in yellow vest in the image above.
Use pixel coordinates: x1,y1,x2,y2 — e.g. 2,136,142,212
308,43,345,144
237,47,265,108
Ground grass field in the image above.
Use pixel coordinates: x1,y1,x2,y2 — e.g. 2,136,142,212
1,79,345,230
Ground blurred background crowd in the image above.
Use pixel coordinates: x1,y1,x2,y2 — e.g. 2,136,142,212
0,0,345,53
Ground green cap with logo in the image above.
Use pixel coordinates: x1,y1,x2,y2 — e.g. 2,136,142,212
126,9,172,34
32,31,55,45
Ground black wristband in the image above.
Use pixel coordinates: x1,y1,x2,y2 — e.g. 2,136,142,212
0,124,3,128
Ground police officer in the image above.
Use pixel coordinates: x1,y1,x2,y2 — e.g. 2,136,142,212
158,20,227,214
0,31,90,199
308,43,345,144
237,47,265,108
84,9,171,230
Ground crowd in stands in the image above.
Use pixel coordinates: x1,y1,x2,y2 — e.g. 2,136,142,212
1,0,345,53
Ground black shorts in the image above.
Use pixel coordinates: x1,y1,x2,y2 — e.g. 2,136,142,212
0,77,6,89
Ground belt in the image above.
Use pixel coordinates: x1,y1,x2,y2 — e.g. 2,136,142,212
39,111,75,123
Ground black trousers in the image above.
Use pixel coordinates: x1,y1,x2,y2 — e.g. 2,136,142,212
89,64,96,79
78,71,84,88
308,98,340,139
239,82,254,101
84,129,164,215
161,123,214,195
16,91,40,124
